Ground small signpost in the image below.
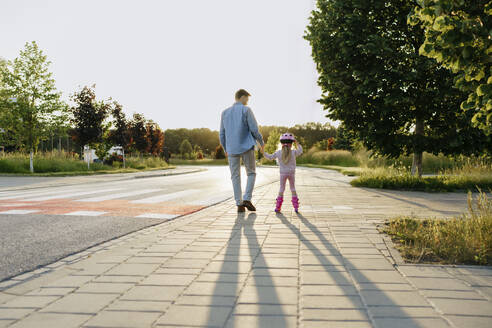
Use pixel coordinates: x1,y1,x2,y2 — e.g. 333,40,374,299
84,145,91,169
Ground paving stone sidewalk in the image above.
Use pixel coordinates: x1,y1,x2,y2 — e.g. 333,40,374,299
0,169,491,328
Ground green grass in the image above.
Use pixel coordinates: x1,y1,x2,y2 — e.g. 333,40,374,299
169,158,228,165
350,165,492,192
0,152,171,175
382,191,492,265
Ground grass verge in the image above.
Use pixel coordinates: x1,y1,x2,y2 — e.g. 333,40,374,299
0,152,172,175
382,191,492,265
350,165,492,192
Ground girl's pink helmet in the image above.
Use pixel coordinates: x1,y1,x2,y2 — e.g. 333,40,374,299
280,133,295,144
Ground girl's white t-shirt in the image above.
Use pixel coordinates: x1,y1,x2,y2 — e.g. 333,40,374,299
264,144,303,174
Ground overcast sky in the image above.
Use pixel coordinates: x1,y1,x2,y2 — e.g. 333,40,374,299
1,0,332,130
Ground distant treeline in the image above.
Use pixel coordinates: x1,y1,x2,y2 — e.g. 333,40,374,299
164,122,341,156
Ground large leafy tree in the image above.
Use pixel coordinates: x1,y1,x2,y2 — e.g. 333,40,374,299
0,41,64,172
305,0,491,176
409,0,492,132
70,85,110,155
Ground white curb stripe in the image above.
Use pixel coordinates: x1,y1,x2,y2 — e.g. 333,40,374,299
64,211,107,216
136,213,179,219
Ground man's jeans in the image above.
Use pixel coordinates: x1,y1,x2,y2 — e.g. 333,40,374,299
228,148,256,206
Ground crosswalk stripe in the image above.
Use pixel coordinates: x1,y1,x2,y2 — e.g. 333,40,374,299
0,209,40,215
0,186,101,200
76,189,161,202
136,213,179,219
26,188,122,201
64,211,107,216
130,189,199,204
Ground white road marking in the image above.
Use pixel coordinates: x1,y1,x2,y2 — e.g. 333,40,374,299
130,189,199,204
26,188,122,201
64,211,107,216
0,203,33,207
76,189,161,202
0,209,40,215
136,213,179,219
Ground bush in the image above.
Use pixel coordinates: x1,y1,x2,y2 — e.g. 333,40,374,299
383,191,492,265
297,149,360,167
179,139,193,158
215,145,226,159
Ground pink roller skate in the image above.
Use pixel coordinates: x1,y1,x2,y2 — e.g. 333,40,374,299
275,196,283,212
292,196,300,213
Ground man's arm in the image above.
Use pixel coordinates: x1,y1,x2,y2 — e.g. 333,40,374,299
245,107,264,148
219,112,227,153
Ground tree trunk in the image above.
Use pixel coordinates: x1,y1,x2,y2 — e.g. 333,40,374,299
411,117,424,177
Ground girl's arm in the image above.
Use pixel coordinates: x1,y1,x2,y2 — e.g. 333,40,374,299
263,150,277,160
294,143,303,157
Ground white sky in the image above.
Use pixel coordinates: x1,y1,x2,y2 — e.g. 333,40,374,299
1,0,332,130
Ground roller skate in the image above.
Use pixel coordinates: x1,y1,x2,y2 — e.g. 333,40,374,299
292,196,300,213
275,196,283,212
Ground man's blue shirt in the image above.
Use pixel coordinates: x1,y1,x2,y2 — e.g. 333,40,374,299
220,102,264,155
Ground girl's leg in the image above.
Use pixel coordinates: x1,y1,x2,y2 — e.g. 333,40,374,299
276,175,288,212
288,174,297,196
278,174,288,197
288,174,300,212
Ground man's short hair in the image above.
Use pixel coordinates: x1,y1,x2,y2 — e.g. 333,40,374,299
235,89,251,100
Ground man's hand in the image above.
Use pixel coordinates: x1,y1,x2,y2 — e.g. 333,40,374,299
260,145,265,153
225,152,228,157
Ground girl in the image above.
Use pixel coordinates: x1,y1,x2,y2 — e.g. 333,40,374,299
263,133,303,212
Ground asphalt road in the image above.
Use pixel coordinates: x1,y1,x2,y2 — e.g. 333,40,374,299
0,166,279,281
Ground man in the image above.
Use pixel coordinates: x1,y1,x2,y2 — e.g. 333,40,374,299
220,89,265,212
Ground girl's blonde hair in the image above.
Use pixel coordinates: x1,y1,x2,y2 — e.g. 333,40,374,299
278,142,297,165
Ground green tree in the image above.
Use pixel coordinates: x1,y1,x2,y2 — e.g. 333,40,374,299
409,0,492,132
334,124,355,151
108,101,130,151
70,85,110,160
264,128,281,155
179,139,193,159
145,121,164,156
128,113,147,154
305,0,491,176
0,41,63,172
290,122,337,149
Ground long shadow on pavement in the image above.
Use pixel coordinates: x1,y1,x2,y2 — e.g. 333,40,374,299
276,212,430,328
206,212,287,327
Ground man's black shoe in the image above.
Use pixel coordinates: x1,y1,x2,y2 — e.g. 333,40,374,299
242,200,256,211
237,205,246,213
